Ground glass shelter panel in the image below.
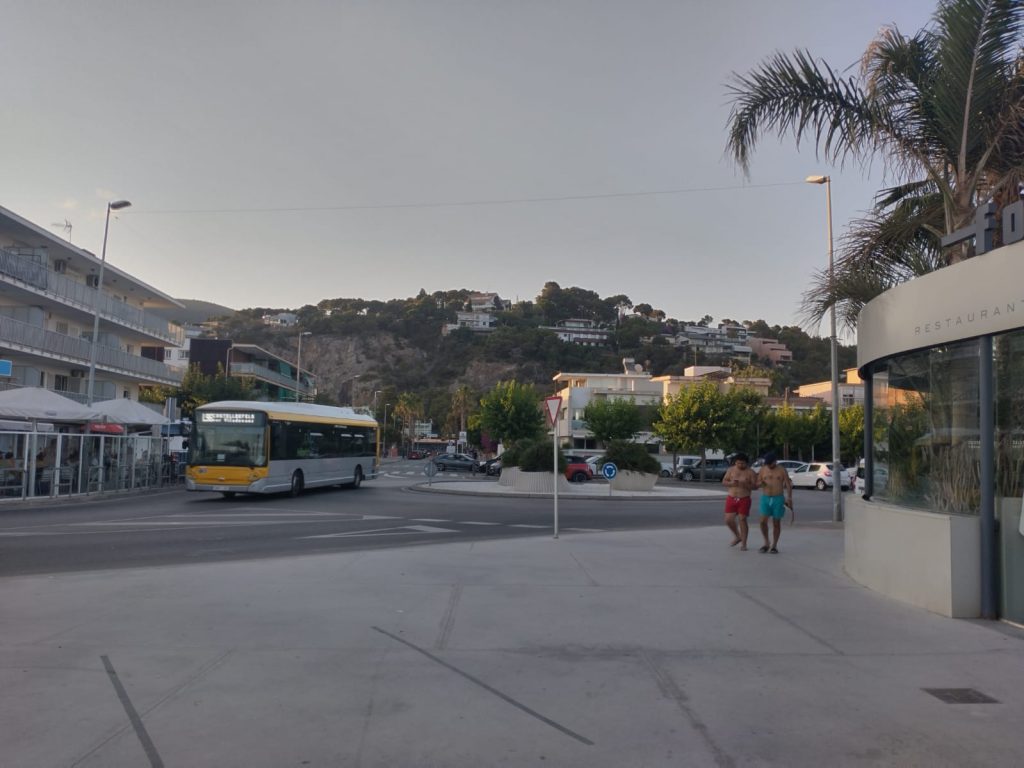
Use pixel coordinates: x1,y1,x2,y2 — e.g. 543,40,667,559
871,339,981,514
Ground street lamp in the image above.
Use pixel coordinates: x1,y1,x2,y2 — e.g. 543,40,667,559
86,199,131,406
383,402,390,456
295,331,312,402
806,174,843,523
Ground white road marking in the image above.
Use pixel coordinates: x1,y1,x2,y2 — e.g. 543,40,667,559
300,524,459,539
458,521,500,526
507,524,549,529
410,518,452,522
562,528,605,533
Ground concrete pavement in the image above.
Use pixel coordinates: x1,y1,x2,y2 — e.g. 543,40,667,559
2,524,1022,767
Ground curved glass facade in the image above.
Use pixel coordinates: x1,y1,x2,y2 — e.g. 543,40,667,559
867,330,1024,514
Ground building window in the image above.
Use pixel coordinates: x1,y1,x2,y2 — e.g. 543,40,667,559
841,393,856,407
54,374,69,392
55,321,69,335
178,350,189,360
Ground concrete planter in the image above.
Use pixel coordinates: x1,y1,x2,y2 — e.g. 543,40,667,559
609,470,659,492
498,467,571,493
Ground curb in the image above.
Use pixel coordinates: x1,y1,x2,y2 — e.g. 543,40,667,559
407,482,724,502
0,485,187,509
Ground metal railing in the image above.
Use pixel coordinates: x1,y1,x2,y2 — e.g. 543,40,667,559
0,314,183,385
0,431,184,501
0,247,184,345
229,361,312,393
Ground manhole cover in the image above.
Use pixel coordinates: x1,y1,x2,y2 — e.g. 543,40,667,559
923,688,999,704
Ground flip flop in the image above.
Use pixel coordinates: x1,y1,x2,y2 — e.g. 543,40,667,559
770,547,779,554
759,545,770,553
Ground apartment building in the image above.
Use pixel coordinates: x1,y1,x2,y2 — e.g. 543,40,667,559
552,361,664,450
747,336,793,365
542,318,612,346
796,368,864,408
0,205,184,403
186,338,316,401
442,310,499,335
672,324,752,364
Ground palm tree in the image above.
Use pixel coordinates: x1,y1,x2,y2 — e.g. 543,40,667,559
726,0,1024,328
394,392,423,453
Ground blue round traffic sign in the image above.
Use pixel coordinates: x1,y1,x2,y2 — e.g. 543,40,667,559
601,462,618,480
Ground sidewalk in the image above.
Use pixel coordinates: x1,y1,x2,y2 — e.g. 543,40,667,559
2,525,1022,767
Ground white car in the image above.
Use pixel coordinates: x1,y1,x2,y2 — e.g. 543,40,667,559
788,462,851,491
854,464,889,494
751,458,804,474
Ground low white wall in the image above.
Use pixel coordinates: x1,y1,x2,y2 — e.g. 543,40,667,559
845,497,980,618
498,467,571,493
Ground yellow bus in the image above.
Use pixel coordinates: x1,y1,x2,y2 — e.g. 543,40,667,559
186,401,378,497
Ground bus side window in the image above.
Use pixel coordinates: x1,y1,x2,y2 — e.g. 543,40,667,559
271,423,288,461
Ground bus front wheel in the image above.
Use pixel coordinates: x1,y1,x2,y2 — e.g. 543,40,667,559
350,466,363,489
290,471,304,497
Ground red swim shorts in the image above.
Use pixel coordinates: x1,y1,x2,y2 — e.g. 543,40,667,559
724,495,752,517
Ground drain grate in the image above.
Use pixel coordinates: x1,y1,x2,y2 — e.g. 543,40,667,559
923,688,999,704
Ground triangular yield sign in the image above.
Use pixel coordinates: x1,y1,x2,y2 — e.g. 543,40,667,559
544,396,562,426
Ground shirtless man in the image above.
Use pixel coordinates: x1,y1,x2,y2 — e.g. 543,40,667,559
756,452,793,554
721,452,757,550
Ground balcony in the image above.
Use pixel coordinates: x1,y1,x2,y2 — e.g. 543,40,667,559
229,361,313,395
0,315,182,386
0,247,184,345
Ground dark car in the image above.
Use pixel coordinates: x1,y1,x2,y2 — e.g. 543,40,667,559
677,458,731,482
478,457,501,475
564,455,593,483
433,453,480,472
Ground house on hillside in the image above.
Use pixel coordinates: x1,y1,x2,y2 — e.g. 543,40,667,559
541,318,612,346
748,336,793,365
442,311,499,336
262,312,298,327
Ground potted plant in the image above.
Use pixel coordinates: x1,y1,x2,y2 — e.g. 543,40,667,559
601,440,661,491
498,439,569,493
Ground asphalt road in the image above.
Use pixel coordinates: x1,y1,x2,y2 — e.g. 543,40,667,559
0,459,842,577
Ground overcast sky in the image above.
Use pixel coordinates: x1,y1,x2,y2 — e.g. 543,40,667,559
3,0,936,333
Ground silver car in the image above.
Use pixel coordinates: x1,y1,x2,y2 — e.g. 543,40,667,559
789,462,851,491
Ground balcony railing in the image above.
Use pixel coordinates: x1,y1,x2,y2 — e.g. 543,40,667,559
0,315,183,385
0,248,185,345
229,361,313,393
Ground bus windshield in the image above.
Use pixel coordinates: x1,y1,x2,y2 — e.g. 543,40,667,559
191,412,268,467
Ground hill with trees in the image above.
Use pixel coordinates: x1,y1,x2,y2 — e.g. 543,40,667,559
193,282,855,437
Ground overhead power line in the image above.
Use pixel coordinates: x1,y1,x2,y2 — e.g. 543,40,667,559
125,180,807,215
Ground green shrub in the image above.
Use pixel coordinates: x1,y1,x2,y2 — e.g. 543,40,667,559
600,440,660,474
501,438,566,473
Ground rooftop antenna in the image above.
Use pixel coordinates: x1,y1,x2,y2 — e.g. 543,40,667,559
51,219,73,242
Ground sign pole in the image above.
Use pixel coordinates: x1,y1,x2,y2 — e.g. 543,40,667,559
543,396,563,540
553,415,559,539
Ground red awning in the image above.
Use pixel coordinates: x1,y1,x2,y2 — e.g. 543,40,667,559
85,422,125,434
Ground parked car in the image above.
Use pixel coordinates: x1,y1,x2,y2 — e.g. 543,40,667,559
672,456,702,480
789,462,851,491
854,462,889,494
485,458,502,476
677,458,731,482
658,459,676,478
478,457,501,475
564,456,594,483
585,455,604,476
433,453,480,472
406,449,425,460
751,458,804,473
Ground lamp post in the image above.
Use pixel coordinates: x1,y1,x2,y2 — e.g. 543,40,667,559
86,200,131,406
383,402,390,456
806,174,843,523
295,332,311,402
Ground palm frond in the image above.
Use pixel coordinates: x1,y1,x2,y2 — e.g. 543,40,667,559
725,50,884,174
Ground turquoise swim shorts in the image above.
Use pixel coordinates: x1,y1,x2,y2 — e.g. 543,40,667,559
760,494,786,520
